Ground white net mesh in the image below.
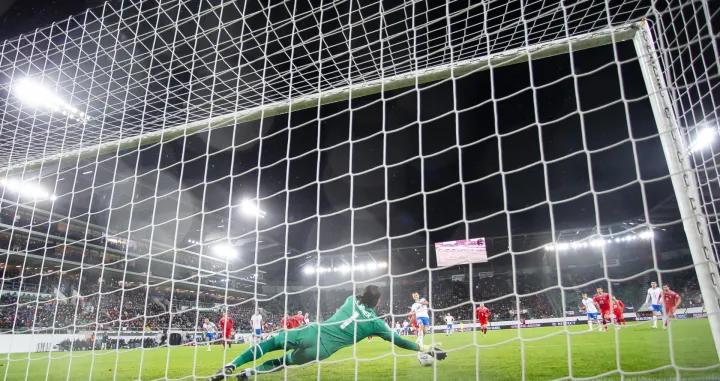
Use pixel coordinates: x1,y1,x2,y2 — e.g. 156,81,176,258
0,0,719,380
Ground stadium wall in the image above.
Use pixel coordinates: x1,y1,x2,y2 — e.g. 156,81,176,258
0,308,707,353
0,334,84,354
431,307,708,331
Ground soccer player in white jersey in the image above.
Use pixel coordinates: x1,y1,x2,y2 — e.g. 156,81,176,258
411,292,430,346
250,310,264,343
402,320,409,336
645,281,663,328
444,313,454,336
203,318,218,351
581,293,600,332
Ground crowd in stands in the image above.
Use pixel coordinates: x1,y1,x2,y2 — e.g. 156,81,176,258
0,260,706,335
0,209,256,291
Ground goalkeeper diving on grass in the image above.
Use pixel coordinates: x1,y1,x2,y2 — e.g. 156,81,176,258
211,285,447,380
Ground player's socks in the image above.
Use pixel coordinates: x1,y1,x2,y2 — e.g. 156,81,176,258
588,320,593,331
236,357,289,381
229,340,279,368
652,314,657,327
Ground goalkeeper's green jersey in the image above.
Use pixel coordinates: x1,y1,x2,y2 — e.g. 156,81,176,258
317,296,417,353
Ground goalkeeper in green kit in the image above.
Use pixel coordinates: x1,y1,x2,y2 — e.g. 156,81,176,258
210,285,446,380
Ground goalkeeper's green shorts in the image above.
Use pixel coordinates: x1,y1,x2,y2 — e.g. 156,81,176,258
271,325,333,365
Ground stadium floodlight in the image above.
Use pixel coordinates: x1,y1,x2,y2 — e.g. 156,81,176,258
240,199,266,218
688,126,717,152
13,78,89,122
212,243,236,257
547,229,656,252
0,178,55,201
339,265,350,273
638,230,655,239
303,267,315,275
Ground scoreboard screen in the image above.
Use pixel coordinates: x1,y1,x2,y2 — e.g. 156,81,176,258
434,238,488,266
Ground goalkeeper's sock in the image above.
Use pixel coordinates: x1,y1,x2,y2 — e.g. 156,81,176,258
255,357,287,372
229,340,279,368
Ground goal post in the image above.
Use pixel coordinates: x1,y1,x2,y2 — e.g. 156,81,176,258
633,19,720,360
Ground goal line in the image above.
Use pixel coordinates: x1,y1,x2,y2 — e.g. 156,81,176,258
0,23,640,175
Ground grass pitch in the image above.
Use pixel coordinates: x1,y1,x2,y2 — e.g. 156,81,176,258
2,319,719,381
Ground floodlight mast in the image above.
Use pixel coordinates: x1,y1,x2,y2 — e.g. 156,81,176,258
634,21,720,359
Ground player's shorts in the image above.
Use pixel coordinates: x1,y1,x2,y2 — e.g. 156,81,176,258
601,309,611,316
652,304,662,312
446,324,453,329
205,333,216,340
478,319,488,326
416,317,430,326
254,329,262,335
587,312,598,319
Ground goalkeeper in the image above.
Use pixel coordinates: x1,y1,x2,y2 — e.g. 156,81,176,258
211,285,446,380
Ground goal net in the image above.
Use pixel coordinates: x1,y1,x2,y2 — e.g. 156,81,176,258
0,0,719,380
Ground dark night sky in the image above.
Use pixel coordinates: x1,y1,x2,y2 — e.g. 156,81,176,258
0,0,715,281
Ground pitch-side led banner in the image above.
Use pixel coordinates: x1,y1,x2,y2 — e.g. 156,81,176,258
435,238,488,266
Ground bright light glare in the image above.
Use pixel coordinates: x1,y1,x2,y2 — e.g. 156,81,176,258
14,78,67,110
304,263,390,275
689,127,717,152
13,78,89,122
240,199,266,218
0,178,55,201
548,230,656,252
213,243,236,257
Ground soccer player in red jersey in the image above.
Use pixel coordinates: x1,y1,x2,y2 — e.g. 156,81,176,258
611,297,626,327
476,303,491,337
281,315,299,329
408,312,417,339
661,285,681,329
218,312,234,348
593,287,611,332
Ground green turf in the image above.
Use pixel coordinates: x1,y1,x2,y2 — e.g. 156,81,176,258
2,320,719,380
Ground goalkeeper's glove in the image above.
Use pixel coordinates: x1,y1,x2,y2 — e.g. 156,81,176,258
419,344,447,360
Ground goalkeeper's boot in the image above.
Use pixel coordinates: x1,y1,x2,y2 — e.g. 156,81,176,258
209,365,236,381
235,369,253,381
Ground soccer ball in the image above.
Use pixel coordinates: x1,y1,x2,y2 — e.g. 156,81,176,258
417,352,434,367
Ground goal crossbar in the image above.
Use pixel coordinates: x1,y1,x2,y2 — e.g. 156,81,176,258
0,23,640,175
